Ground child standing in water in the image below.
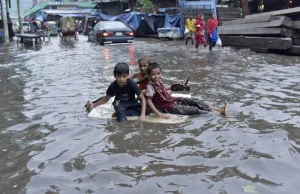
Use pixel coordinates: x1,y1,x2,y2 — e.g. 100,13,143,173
85,62,151,122
145,63,228,119
129,56,151,94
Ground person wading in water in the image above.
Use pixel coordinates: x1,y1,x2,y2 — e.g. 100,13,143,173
185,15,196,45
207,12,219,51
194,14,207,49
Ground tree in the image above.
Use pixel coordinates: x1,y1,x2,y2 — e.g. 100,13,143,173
137,0,154,11
231,0,241,8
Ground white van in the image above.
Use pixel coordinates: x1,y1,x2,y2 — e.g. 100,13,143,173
22,22,31,32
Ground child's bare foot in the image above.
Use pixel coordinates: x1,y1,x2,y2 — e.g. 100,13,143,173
219,101,228,117
111,112,117,117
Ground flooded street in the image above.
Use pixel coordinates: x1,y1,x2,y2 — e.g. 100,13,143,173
1,36,300,194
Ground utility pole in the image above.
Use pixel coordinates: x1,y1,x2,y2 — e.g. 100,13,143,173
17,0,23,33
5,0,9,13
1,0,10,43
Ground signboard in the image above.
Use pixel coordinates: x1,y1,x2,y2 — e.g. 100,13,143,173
48,2,78,6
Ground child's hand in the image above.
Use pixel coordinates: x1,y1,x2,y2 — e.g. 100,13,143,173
159,113,171,119
139,115,146,121
84,101,94,112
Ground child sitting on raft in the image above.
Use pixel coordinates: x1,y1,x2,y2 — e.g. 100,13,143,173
85,62,151,122
129,56,151,94
145,62,228,119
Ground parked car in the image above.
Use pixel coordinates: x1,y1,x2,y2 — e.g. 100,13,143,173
22,22,31,33
90,21,134,45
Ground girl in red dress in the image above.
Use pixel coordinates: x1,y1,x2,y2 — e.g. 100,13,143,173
194,14,207,49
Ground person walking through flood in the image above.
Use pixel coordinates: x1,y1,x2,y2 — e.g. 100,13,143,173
7,13,14,41
42,20,50,41
194,14,207,49
207,12,219,51
185,15,196,45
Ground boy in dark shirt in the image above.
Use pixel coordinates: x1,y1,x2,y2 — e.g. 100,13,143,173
145,63,228,119
85,62,151,122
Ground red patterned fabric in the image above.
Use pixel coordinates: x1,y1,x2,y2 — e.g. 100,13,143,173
207,18,219,35
138,72,148,90
146,80,179,111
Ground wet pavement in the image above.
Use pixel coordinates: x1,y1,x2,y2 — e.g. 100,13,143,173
0,36,300,194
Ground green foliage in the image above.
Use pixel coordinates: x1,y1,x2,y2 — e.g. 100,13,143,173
230,0,241,8
137,0,154,9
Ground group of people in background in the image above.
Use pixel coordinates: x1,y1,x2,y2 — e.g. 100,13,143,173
185,12,219,51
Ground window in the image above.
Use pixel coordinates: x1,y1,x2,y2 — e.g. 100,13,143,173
100,21,128,29
94,23,100,30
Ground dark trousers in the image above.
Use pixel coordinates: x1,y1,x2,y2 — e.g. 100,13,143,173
8,23,14,39
113,100,151,122
167,98,210,115
208,36,216,51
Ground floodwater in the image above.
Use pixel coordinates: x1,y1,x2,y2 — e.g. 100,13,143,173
1,36,300,194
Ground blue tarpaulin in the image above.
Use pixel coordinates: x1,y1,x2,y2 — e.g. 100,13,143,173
34,11,48,21
118,12,142,31
144,15,165,33
98,12,184,37
99,13,116,21
164,14,184,36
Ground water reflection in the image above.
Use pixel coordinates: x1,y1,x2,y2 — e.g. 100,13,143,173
104,47,110,63
129,44,135,66
0,50,44,194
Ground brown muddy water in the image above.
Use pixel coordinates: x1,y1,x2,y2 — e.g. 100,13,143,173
0,36,300,194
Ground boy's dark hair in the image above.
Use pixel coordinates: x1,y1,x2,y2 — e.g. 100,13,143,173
114,62,129,75
138,56,151,65
147,62,161,75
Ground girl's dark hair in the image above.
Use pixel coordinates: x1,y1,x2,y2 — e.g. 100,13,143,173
114,62,129,75
147,62,161,75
